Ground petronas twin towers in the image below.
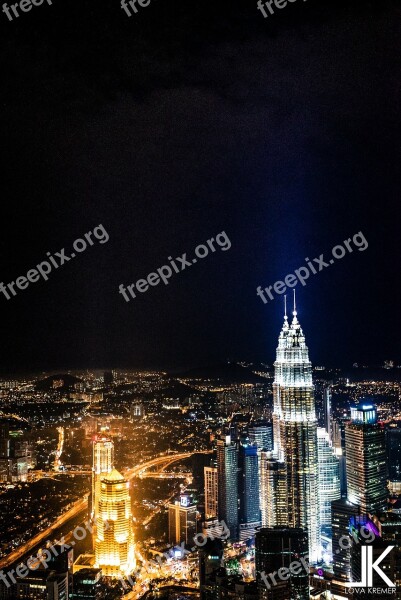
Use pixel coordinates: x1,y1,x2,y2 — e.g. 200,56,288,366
272,294,321,562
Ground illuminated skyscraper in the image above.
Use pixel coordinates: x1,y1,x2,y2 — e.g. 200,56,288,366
317,428,341,535
238,439,261,540
386,425,401,494
168,494,197,545
92,436,114,518
217,435,238,540
204,466,218,519
94,468,135,578
248,423,273,452
345,404,387,513
92,437,135,578
272,295,320,562
93,437,114,475
259,451,287,528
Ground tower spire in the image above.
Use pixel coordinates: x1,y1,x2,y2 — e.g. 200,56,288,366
291,289,299,326
284,295,287,319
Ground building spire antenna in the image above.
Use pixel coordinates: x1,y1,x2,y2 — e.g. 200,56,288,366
284,295,287,319
293,289,297,316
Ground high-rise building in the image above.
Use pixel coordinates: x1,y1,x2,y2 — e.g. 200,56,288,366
238,440,261,540
0,425,32,483
272,297,320,562
204,466,218,519
255,527,309,600
0,424,9,458
386,425,401,494
16,570,69,600
259,451,287,528
331,497,361,584
92,436,114,517
345,404,388,514
317,428,341,535
130,403,145,420
93,437,114,475
248,423,273,524
168,494,197,545
217,435,238,540
323,384,332,439
94,468,135,577
332,416,348,497
15,546,72,600
71,569,102,600
199,537,224,600
103,371,114,385
248,423,273,452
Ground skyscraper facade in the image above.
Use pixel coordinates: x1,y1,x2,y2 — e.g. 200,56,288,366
217,435,238,540
345,404,388,513
168,494,197,545
94,468,135,578
248,423,273,452
238,440,261,539
92,436,114,517
331,498,361,583
204,466,218,519
272,300,320,562
386,425,401,494
259,451,287,528
255,527,309,600
317,428,341,534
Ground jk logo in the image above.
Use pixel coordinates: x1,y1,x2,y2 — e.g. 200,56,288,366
351,546,396,588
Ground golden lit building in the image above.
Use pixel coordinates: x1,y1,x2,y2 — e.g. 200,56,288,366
92,436,114,518
204,466,218,519
94,468,135,578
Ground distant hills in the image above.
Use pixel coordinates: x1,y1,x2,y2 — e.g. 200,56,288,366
173,362,269,384
35,374,82,392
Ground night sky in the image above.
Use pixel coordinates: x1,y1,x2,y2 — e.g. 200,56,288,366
0,0,400,373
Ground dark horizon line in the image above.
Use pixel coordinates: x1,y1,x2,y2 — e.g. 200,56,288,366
1,361,401,379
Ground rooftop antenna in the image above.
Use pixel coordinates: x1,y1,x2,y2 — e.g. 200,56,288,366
293,289,297,316
284,295,287,319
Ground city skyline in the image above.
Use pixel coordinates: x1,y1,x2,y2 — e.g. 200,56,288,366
0,1,400,599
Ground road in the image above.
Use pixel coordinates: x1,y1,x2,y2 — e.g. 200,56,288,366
0,494,89,570
53,426,65,471
124,452,193,481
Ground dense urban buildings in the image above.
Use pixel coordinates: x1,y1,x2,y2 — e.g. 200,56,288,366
0,310,400,599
